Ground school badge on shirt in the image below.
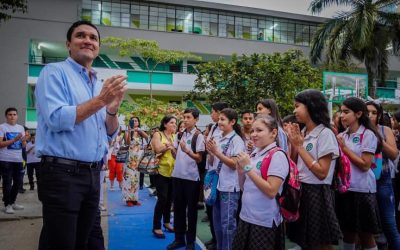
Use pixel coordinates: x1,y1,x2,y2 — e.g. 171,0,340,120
352,137,360,144
306,143,313,151
256,161,262,170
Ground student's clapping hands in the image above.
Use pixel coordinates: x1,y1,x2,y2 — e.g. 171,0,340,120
286,123,304,147
205,139,218,155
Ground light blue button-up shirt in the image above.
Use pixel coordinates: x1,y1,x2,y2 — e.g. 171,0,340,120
35,57,113,162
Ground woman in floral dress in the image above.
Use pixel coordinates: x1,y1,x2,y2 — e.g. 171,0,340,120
123,116,149,206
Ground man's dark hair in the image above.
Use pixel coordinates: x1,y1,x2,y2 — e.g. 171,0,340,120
184,108,200,119
5,107,17,116
211,102,228,112
241,109,253,118
67,20,100,43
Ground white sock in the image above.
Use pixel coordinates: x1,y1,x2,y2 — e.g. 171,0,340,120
342,242,355,250
364,247,378,250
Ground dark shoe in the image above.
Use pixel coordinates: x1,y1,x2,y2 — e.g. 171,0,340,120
166,240,185,250
197,202,204,210
206,243,217,250
163,223,174,233
185,243,195,250
139,186,143,190
152,229,166,239
18,188,26,194
201,215,209,222
150,190,157,197
204,239,215,246
29,185,34,191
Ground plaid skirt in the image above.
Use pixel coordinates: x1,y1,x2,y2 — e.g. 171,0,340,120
232,219,284,250
336,191,382,234
287,183,342,248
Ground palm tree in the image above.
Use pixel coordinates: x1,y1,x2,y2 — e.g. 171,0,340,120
310,0,400,98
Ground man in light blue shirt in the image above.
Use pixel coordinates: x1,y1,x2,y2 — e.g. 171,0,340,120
35,20,127,250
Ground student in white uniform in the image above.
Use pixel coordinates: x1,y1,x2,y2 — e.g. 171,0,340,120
286,89,342,250
206,108,245,250
232,115,288,250
256,99,288,153
336,97,382,250
167,108,205,250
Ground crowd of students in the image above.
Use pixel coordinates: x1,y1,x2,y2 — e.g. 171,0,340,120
107,89,400,250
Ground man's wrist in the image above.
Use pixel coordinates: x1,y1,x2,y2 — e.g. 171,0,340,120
106,109,118,116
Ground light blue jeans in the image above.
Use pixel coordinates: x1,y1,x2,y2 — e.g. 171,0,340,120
213,191,240,250
376,168,400,250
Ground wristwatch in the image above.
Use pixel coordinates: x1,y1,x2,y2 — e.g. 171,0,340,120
243,165,253,173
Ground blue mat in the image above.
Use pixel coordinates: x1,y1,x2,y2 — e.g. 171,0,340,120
107,186,202,250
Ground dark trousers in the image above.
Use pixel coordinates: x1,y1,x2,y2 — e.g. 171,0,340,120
1,161,23,206
27,162,41,187
172,177,200,244
88,209,105,250
38,161,100,250
153,174,173,229
206,204,217,242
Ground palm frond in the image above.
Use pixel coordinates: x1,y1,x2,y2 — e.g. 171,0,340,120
309,0,355,14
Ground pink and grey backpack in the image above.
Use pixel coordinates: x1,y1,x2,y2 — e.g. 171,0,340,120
332,148,351,193
260,147,301,222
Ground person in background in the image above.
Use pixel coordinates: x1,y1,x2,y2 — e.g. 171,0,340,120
366,101,400,249
241,110,254,155
108,130,124,191
26,133,41,190
151,115,177,239
0,107,27,214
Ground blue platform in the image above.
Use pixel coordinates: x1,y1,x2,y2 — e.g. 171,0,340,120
107,186,202,250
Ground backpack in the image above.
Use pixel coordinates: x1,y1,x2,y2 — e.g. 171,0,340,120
260,147,301,222
332,147,351,193
360,128,383,180
191,124,218,175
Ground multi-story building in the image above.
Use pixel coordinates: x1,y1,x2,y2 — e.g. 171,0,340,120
0,0,399,127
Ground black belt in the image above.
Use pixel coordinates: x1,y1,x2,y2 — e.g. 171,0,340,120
42,156,101,169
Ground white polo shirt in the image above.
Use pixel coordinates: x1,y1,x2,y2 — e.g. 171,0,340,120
205,123,222,170
172,127,205,181
0,123,25,163
240,142,289,228
340,125,377,193
298,124,339,185
208,130,245,192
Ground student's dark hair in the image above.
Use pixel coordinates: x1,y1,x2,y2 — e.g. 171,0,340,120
295,89,331,129
177,120,184,133
342,97,382,153
256,99,283,126
67,20,100,43
394,110,400,123
159,115,177,132
5,107,17,116
184,108,200,119
240,109,254,118
365,101,384,126
130,116,141,127
255,114,280,147
282,114,297,124
382,112,392,129
220,108,243,138
211,102,229,112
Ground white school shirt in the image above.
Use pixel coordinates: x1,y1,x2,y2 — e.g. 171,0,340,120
26,142,41,163
0,123,25,162
172,127,205,181
205,123,222,170
340,125,378,193
298,124,339,184
210,130,245,192
240,142,289,228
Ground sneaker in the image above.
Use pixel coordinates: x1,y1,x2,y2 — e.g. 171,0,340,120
5,205,14,214
12,204,24,210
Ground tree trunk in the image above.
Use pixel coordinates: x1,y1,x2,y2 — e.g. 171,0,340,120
149,72,153,104
366,67,376,99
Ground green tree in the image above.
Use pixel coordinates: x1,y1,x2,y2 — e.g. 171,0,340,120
102,37,201,103
0,0,27,23
309,0,400,98
186,50,321,116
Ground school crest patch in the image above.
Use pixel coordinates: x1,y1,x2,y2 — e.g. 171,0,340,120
306,143,313,151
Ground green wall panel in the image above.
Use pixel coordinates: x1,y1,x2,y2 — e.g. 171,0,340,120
127,71,173,84
29,64,44,77
26,108,37,122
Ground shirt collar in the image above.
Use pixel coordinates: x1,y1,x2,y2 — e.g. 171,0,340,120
253,142,277,157
66,57,98,77
220,130,236,140
303,124,326,139
185,127,198,135
345,124,366,136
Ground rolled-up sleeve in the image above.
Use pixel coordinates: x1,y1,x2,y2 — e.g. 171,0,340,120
35,64,76,132
361,130,378,154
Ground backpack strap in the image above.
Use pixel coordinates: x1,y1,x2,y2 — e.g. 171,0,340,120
359,128,367,143
216,134,236,174
191,129,202,153
260,147,282,180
